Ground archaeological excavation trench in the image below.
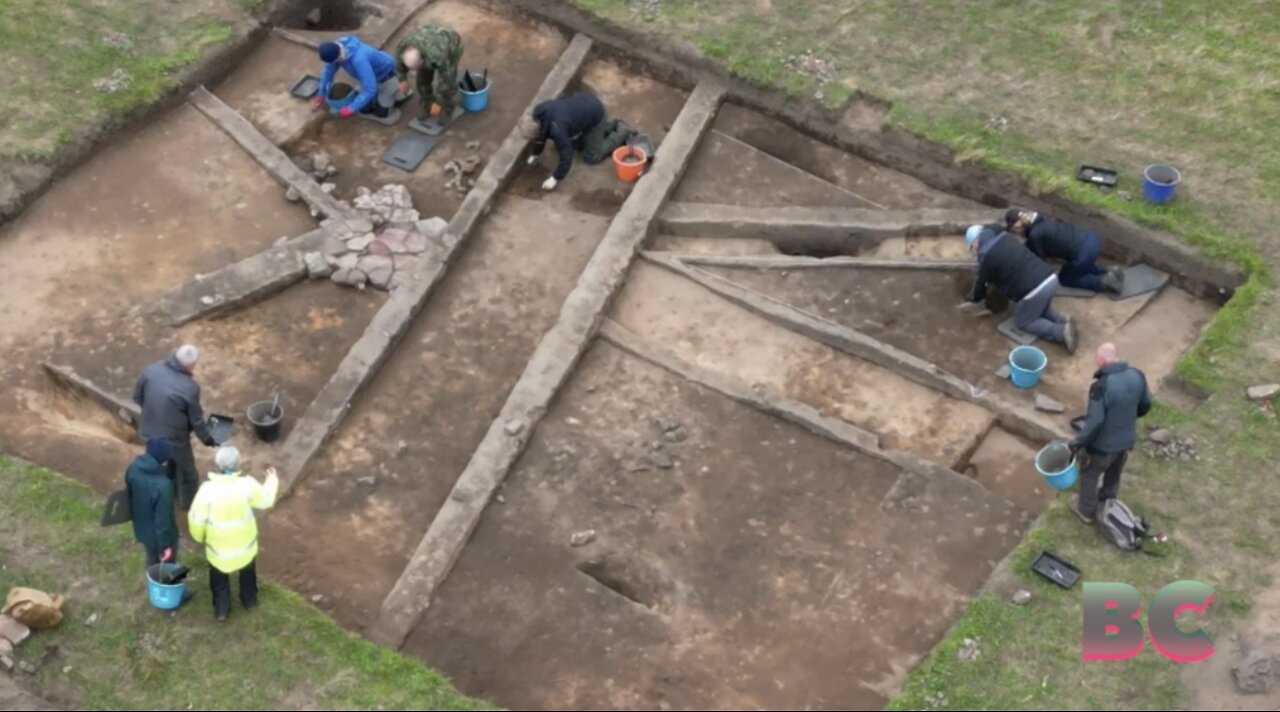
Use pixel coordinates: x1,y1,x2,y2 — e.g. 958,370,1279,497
0,0,1244,708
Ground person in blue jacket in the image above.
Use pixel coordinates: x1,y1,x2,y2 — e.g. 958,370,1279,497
1005,208,1125,294
315,37,403,121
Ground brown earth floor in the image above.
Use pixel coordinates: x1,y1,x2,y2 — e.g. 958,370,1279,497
612,262,997,469
0,101,320,491
706,265,1217,418
403,341,1028,710
287,1,573,224
261,60,690,627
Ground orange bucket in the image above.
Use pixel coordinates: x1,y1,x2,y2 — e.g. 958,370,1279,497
613,146,647,183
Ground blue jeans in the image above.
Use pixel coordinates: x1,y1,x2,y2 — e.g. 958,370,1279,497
1059,232,1107,291
1015,275,1067,342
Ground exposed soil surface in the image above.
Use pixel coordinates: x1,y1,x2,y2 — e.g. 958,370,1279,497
709,265,1216,417
261,55,690,627
404,341,1028,709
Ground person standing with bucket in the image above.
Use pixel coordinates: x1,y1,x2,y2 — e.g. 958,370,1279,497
188,447,279,621
133,344,218,513
126,437,180,568
395,25,464,126
959,225,1080,354
1068,343,1152,524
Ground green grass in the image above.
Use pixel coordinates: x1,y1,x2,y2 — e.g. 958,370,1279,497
0,456,491,711
0,0,252,162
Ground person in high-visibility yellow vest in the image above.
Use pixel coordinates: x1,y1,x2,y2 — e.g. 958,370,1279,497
188,446,279,621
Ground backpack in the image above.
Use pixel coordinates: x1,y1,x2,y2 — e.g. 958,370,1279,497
1098,498,1166,555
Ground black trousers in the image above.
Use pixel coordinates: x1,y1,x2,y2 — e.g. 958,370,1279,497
1078,449,1129,518
209,559,258,615
167,441,200,511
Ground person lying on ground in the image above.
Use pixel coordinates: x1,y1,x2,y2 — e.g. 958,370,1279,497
959,224,1080,354
133,344,217,513
396,25,464,124
519,92,636,191
1005,208,1124,294
189,446,279,622
1068,343,1152,524
316,36,404,120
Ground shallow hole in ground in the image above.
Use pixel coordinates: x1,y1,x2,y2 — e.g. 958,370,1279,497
575,552,672,610
283,0,380,31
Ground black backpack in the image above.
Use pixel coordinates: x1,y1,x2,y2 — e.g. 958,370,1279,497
1098,498,1167,555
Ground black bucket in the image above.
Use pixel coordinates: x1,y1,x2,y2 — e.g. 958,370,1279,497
246,400,284,443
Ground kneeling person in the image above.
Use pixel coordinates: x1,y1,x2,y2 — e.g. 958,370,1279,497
519,93,634,191
961,224,1080,353
1006,209,1124,294
316,36,404,122
396,25,464,124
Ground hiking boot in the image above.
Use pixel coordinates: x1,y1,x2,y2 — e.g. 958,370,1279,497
1069,496,1095,524
1101,268,1125,294
1063,317,1079,355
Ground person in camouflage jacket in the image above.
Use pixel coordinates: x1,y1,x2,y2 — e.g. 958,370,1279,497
396,25,464,121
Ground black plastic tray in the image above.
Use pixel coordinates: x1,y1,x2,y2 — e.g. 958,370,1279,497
208,413,235,445
290,74,320,100
1031,550,1081,589
1077,164,1118,187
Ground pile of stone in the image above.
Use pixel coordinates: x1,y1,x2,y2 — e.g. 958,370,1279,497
625,416,689,472
309,187,455,292
351,184,420,227
444,155,482,195
784,50,837,84
285,152,342,217
1143,428,1199,461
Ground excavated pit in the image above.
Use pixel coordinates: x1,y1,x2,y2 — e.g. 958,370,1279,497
284,0,378,31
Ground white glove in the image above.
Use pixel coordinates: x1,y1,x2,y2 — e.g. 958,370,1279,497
542,176,558,191
526,155,538,166
956,301,993,317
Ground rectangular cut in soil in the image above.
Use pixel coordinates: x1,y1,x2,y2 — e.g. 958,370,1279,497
673,102,982,210
261,67,691,627
403,341,1027,709
612,262,996,468
710,265,1217,415
966,427,1054,513
287,0,570,223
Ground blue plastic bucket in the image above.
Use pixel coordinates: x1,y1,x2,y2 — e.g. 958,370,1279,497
1035,442,1079,491
1143,164,1181,205
146,564,187,611
1008,346,1047,389
325,82,358,115
458,74,490,113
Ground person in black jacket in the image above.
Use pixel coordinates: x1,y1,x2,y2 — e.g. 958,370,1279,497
133,345,218,511
126,437,179,567
960,225,1080,353
519,93,631,191
1068,343,1153,523
1005,209,1124,294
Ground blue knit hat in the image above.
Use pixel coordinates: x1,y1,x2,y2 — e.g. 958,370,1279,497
146,437,173,465
319,41,341,63
965,224,984,247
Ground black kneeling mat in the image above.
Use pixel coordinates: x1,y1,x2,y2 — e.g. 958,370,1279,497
382,131,438,172
1108,263,1168,301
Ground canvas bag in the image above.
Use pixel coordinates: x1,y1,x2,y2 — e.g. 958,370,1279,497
3,588,65,630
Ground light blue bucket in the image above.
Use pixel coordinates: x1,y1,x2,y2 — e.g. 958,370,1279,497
1008,346,1047,389
1035,441,1079,491
458,74,490,113
146,564,187,611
